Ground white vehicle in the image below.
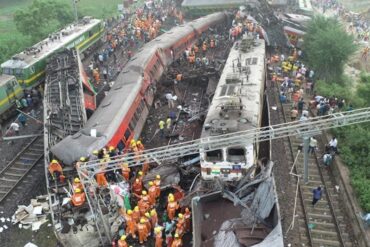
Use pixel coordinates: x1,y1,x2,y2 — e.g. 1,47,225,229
200,35,266,181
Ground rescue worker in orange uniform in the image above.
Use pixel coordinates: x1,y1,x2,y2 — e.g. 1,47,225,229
132,178,143,196
142,161,150,175
48,159,63,182
150,209,158,227
171,233,183,247
93,68,100,84
144,212,152,235
176,73,182,83
71,188,86,207
96,170,108,187
184,207,191,232
193,45,199,54
202,42,207,53
148,181,157,205
124,210,137,239
154,175,161,198
117,235,128,247
167,196,179,220
175,213,185,237
138,190,151,215
130,139,136,151
137,170,144,182
121,163,130,181
136,140,144,152
137,218,149,244
154,227,164,247
210,39,215,48
72,177,83,191
132,206,140,223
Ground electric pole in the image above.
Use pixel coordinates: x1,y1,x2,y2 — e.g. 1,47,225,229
72,0,79,22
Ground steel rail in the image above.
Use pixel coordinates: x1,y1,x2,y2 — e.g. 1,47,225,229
0,135,43,203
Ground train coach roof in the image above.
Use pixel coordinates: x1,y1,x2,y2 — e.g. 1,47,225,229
201,37,265,139
182,0,245,7
0,74,17,86
1,18,101,69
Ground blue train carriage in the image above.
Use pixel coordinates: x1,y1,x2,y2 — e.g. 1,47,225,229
200,35,266,181
0,17,104,89
0,74,23,122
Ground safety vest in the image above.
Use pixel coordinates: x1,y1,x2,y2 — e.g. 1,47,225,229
72,192,86,207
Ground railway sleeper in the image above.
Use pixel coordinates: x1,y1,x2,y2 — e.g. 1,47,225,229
311,237,342,247
4,172,24,177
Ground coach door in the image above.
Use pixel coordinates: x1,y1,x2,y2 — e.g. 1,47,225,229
5,79,17,104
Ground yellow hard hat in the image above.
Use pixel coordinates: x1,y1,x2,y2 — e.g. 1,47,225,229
134,206,139,211
154,227,161,233
122,163,128,167
145,212,150,218
142,190,147,195
178,213,183,219
75,188,81,193
140,218,145,224
138,171,143,176
92,150,99,155
120,235,126,241
127,209,133,215
80,157,86,162
74,178,80,183
174,233,179,238
136,140,142,145
168,193,174,198
149,181,154,186
156,175,160,179
169,197,174,202
109,146,115,151
51,159,58,163
130,140,136,144
104,154,110,158
150,209,156,216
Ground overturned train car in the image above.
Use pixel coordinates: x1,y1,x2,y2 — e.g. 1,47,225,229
50,12,229,166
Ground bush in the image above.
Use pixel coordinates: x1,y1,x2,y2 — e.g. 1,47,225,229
335,124,370,211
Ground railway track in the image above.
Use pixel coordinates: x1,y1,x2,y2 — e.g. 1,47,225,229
0,135,44,204
278,98,354,246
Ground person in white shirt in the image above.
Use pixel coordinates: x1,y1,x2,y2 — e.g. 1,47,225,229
328,137,338,153
165,93,175,108
10,122,20,135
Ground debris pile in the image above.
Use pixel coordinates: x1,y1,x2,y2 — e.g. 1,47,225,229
11,195,50,231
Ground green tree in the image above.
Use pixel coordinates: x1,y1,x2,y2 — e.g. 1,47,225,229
303,16,357,82
13,0,74,42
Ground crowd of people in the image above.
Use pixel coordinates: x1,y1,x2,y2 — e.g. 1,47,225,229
87,0,184,86
48,134,192,246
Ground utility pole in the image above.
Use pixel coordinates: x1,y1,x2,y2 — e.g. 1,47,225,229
71,0,79,22
303,136,310,184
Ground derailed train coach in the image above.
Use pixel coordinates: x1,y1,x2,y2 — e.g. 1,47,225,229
200,36,266,181
50,12,229,165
